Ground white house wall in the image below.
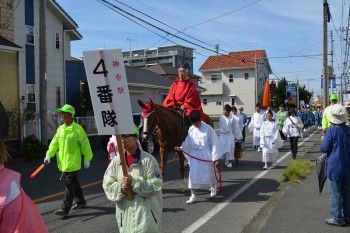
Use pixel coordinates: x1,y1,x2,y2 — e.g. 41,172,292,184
13,0,76,112
200,66,269,117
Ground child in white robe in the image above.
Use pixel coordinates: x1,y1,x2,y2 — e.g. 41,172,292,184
260,110,283,169
175,110,221,204
248,104,265,152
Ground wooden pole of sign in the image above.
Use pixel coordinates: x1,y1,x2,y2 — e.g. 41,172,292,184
116,134,133,201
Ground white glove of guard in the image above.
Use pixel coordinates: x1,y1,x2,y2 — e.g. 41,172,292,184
84,161,90,169
44,155,51,164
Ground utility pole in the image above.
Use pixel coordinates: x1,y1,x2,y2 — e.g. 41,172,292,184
39,0,48,144
330,30,334,95
323,0,329,107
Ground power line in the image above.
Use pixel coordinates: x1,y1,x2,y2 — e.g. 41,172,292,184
183,0,263,30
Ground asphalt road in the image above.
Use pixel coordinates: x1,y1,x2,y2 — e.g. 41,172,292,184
8,128,320,233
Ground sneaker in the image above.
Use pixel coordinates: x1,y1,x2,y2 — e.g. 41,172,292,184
325,218,345,227
263,165,269,170
210,186,217,197
224,160,229,166
72,202,87,210
257,147,262,152
226,162,232,168
186,196,196,204
54,208,68,217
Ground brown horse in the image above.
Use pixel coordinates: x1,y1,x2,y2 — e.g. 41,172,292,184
138,99,213,190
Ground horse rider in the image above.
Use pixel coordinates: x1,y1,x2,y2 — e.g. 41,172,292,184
162,63,204,128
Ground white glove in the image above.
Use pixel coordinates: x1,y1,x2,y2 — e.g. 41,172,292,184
84,161,90,169
44,156,51,164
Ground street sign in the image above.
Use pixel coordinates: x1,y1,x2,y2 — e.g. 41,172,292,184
83,49,134,135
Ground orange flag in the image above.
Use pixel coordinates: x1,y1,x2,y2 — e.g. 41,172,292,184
262,77,270,107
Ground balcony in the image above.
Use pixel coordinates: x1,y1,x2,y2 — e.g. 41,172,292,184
199,81,223,95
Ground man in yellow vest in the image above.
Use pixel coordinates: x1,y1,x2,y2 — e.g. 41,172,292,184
321,94,338,140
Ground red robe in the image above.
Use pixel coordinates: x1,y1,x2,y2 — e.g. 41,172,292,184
162,79,204,118
0,165,48,233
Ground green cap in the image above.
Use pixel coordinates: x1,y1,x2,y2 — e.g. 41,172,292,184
134,124,139,137
56,104,75,115
330,94,338,100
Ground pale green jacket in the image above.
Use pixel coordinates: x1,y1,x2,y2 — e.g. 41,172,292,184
103,149,163,233
277,111,288,131
46,121,93,172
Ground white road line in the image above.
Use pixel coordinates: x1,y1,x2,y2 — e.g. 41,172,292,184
182,130,319,233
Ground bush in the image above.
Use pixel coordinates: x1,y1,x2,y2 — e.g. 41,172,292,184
24,135,48,159
282,159,314,183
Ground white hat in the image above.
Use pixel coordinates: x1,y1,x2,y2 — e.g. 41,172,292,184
326,104,347,124
345,101,350,108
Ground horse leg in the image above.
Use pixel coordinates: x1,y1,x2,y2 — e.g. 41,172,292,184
177,152,187,193
159,147,168,175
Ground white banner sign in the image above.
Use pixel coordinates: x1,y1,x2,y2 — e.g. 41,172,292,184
83,49,134,135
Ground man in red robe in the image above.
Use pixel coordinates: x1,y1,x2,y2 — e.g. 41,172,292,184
162,63,204,121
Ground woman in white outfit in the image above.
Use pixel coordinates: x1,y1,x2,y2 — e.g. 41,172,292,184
282,108,304,159
260,110,283,169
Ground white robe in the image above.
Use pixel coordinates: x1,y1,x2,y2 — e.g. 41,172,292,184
282,116,304,137
248,112,265,146
181,122,221,189
218,115,242,161
259,120,283,162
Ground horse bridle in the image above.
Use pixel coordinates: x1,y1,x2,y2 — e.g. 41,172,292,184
141,110,157,141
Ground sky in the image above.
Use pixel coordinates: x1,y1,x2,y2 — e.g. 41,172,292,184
56,0,349,97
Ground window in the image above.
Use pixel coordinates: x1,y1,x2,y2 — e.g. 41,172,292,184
245,73,249,80
211,74,222,83
25,25,34,44
229,74,233,83
55,33,60,49
231,98,235,106
203,99,207,105
27,84,35,103
216,101,222,105
56,87,61,108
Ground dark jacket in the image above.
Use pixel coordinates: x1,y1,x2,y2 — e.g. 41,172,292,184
320,124,350,180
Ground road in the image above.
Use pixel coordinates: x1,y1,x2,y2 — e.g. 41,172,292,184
9,128,320,233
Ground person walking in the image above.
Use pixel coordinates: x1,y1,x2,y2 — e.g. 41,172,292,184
260,110,283,169
322,94,338,139
248,104,265,152
44,104,93,217
237,106,248,143
0,101,48,232
103,126,162,233
315,106,323,129
320,104,350,227
282,108,304,159
174,110,221,204
277,104,288,140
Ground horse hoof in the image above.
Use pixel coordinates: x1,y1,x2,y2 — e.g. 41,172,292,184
177,188,185,193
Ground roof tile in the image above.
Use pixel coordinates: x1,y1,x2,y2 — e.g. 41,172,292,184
199,50,266,70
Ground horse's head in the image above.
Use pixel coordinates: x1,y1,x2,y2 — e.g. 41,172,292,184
138,99,157,143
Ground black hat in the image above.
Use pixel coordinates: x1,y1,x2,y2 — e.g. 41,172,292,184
179,62,190,70
224,104,232,111
289,108,296,114
0,101,9,140
189,110,201,123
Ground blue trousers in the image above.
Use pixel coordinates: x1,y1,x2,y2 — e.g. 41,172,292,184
328,178,350,223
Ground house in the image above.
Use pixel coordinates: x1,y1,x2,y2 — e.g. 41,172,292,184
198,50,272,116
123,45,195,74
0,0,81,155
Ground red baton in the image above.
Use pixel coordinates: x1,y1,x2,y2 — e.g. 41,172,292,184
30,164,45,179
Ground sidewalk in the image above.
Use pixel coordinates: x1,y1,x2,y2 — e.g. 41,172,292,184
244,131,349,233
